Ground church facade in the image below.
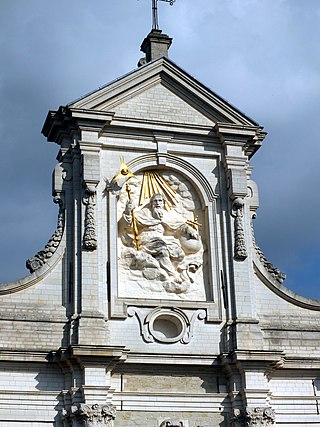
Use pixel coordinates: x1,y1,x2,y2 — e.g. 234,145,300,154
0,29,320,427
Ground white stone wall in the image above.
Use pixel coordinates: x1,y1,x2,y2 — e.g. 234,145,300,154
0,56,319,426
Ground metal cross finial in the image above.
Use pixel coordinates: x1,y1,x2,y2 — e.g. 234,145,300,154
152,0,176,30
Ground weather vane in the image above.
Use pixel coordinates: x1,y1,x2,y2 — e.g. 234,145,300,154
152,0,176,30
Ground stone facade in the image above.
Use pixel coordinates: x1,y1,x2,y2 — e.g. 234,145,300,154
0,35,320,427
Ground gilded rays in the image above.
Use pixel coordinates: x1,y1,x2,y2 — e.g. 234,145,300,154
139,171,177,210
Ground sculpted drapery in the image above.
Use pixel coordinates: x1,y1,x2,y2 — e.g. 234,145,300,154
117,171,206,300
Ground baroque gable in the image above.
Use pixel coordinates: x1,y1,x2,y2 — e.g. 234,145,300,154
2,23,320,427
68,57,258,128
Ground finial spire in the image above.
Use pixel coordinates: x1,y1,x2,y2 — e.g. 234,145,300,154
138,0,175,66
152,0,176,30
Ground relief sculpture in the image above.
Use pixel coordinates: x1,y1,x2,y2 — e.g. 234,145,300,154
117,170,207,301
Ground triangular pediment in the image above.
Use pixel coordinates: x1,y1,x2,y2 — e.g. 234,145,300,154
68,57,258,127
109,82,213,126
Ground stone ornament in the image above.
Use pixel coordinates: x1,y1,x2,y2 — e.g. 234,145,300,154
232,198,248,261
61,403,116,427
159,420,186,427
251,216,285,283
26,195,65,273
83,186,98,250
111,155,136,185
118,170,206,301
128,306,206,344
232,407,275,427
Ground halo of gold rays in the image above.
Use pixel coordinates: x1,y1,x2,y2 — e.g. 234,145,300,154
139,171,177,211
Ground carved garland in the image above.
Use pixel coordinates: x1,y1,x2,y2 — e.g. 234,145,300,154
251,215,286,283
232,198,247,260
83,186,98,250
61,403,116,427
232,407,275,427
26,196,65,273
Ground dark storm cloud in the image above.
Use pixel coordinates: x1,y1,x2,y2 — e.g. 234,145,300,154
0,0,319,296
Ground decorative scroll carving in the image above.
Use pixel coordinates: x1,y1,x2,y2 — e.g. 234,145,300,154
160,420,186,427
26,196,65,273
232,198,247,260
251,216,285,283
127,306,206,344
83,186,97,250
78,403,116,427
232,407,275,427
118,170,206,301
183,309,207,344
61,404,116,427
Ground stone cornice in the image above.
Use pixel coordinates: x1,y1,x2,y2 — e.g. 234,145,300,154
42,106,114,144
253,260,320,311
0,349,52,362
216,122,267,158
54,345,128,369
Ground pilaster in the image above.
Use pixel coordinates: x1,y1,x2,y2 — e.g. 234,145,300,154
222,350,283,427
78,132,108,345
216,124,264,349
58,345,127,427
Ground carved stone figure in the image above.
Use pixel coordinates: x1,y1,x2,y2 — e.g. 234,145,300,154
118,171,206,300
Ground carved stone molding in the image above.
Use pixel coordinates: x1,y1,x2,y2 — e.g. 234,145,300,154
159,420,187,427
61,408,72,427
26,195,65,273
232,198,247,261
251,216,285,283
61,403,116,427
83,186,97,250
127,306,206,344
232,407,275,427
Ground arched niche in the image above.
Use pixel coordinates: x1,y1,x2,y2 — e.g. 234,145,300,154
107,153,221,319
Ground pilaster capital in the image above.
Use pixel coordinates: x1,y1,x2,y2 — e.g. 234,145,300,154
232,407,275,427
62,403,116,427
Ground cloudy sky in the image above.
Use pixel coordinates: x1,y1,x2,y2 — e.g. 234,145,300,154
0,0,319,299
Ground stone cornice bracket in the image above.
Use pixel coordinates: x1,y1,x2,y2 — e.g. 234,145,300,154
216,123,266,200
26,194,65,273
42,105,114,144
219,139,249,201
58,345,128,369
82,185,98,251
62,403,116,427
232,407,275,427
232,198,247,261
215,123,267,159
